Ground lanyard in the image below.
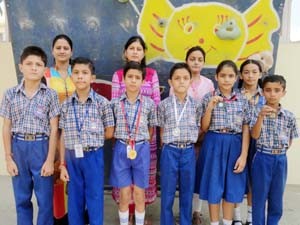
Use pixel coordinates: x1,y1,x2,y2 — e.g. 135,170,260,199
73,98,90,140
121,97,142,141
173,96,188,127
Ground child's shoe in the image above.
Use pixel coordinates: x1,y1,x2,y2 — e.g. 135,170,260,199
231,220,243,225
192,211,202,225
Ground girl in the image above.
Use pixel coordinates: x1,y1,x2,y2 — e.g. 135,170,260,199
232,59,265,225
170,46,214,225
44,34,75,225
111,36,160,225
198,60,251,225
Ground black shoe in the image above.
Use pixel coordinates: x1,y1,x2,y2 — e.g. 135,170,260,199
245,221,252,225
232,220,243,225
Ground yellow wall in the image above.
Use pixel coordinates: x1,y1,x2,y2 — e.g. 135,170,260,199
0,41,299,184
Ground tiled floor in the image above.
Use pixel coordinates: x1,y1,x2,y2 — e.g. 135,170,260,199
1,175,299,225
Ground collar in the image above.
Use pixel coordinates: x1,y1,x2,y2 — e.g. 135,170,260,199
50,65,72,77
16,79,47,94
72,89,95,103
120,92,142,103
240,86,263,97
215,88,238,101
173,94,189,104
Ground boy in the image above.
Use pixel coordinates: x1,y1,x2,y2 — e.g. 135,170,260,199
157,63,202,225
59,57,114,225
110,61,156,225
251,75,299,225
0,46,60,225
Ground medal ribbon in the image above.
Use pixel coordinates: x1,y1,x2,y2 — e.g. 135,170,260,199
173,96,188,128
121,97,142,148
73,98,90,141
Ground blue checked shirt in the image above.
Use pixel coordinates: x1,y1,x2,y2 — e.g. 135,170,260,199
59,89,115,149
239,87,265,108
0,80,60,135
157,95,201,144
202,88,252,133
250,106,299,149
111,93,157,141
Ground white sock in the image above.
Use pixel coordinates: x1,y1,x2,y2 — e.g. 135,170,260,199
192,193,203,213
211,222,219,225
247,206,252,222
119,210,129,225
223,219,233,225
135,210,145,225
233,206,241,221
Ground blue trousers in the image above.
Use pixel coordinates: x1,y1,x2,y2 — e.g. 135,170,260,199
252,152,287,225
66,148,104,225
12,137,53,225
160,144,195,225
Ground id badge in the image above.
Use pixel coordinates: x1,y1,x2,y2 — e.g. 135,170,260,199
74,144,84,158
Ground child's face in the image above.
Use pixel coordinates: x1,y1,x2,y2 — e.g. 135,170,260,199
263,82,286,105
124,41,145,63
71,64,94,91
124,69,144,93
186,50,205,75
240,63,261,87
215,66,237,92
19,55,46,82
168,68,191,95
52,38,72,63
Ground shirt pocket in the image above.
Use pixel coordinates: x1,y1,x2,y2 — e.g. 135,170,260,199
34,104,48,120
87,118,102,134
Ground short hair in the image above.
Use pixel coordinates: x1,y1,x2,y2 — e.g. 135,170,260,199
20,46,47,66
185,46,206,62
123,61,146,80
169,62,192,79
71,57,95,74
262,75,286,90
216,60,238,76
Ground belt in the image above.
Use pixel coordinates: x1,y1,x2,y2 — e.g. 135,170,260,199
168,142,193,149
214,128,238,134
119,139,146,145
13,133,48,141
257,147,286,155
82,146,99,152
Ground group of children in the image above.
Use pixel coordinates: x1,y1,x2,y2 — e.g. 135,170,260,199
0,42,299,225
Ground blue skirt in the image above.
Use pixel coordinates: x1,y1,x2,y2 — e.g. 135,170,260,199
197,131,247,204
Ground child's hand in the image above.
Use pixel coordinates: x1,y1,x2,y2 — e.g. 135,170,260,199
60,166,70,182
233,155,246,173
41,160,54,177
259,105,276,117
207,96,223,110
6,159,18,176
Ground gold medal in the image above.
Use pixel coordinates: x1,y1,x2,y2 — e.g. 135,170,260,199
128,149,137,160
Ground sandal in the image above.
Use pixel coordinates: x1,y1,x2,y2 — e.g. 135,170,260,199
192,212,202,225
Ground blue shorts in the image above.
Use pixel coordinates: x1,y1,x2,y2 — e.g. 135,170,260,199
110,139,150,189
198,131,247,204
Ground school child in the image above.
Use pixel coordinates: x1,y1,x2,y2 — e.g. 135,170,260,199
250,75,299,225
158,62,202,225
0,46,60,225
110,61,157,225
197,60,252,225
59,57,115,225
232,59,265,225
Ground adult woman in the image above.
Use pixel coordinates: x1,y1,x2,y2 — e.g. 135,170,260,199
111,35,160,225
45,34,75,225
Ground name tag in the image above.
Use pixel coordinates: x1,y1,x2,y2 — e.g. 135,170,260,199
74,144,84,158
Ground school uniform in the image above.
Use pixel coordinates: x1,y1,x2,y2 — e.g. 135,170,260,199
240,87,265,186
157,95,201,225
0,80,60,225
110,93,156,189
197,89,252,204
250,106,299,225
59,89,114,225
